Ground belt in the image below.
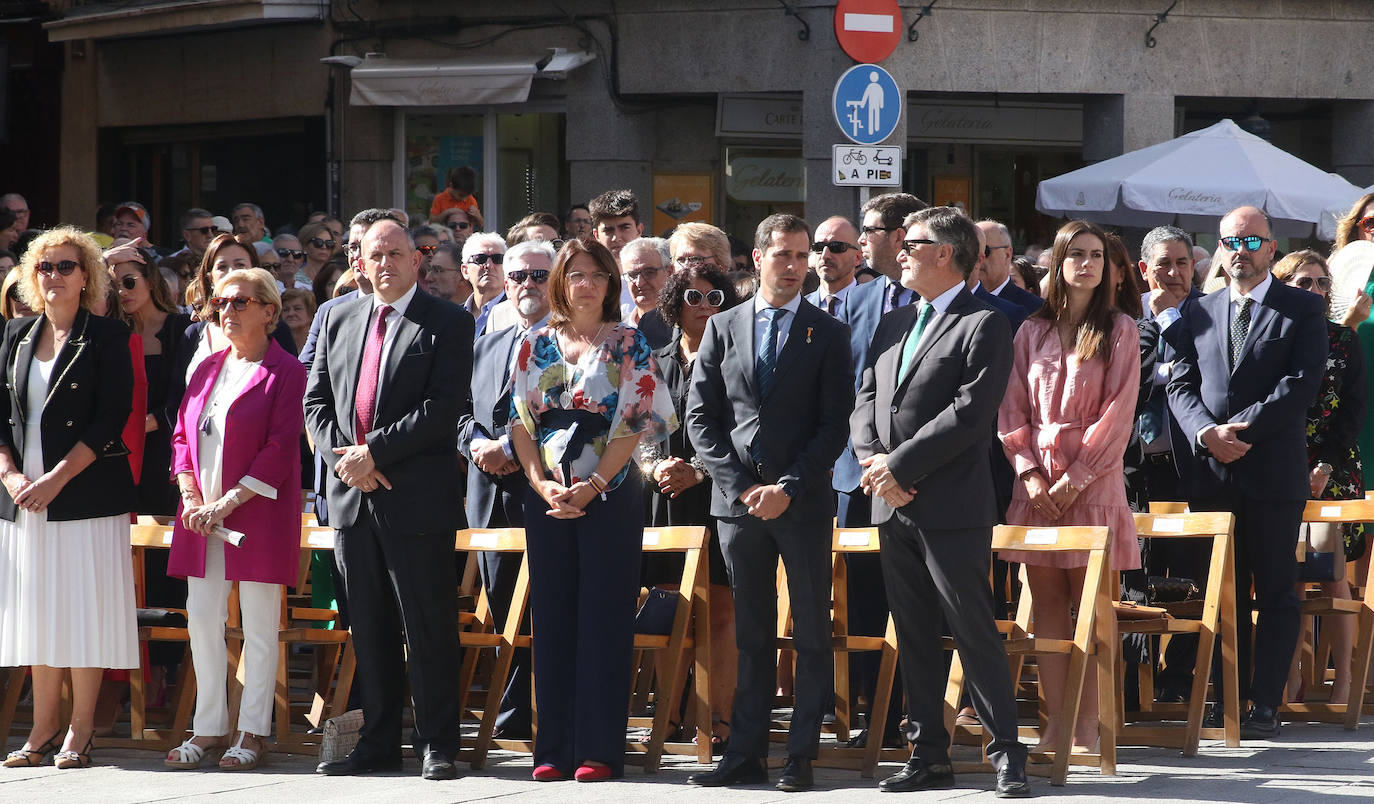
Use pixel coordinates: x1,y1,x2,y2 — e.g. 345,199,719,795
1146,451,1174,466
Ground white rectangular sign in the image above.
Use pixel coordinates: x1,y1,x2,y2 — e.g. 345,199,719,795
832,145,902,187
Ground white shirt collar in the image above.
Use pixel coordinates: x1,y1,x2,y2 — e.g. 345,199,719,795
822,278,856,304
373,282,418,317
922,279,965,315
754,291,803,316
990,275,1012,296
1228,272,1272,307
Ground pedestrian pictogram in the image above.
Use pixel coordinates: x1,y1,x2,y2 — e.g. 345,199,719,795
832,64,901,146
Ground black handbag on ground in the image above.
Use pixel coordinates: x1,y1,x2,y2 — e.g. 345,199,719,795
635,587,677,635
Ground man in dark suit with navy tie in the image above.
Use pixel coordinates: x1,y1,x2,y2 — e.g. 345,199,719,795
306,217,474,780
850,206,1028,797
1164,206,1327,738
455,239,555,740
686,213,853,792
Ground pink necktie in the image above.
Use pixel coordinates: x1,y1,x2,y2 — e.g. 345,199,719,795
354,305,392,443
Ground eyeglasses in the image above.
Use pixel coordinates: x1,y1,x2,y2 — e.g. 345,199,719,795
507,269,550,284
625,267,661,282
684,288,725,307
1293,275,1333,292
37,260,80,276
675,256,717,269
467,253,504,266
810,241,858,254
209,296,266,312
1358,216,1374,234
118,275,141,291
860,225,898,236
307,238,336,250
279,249,305,260
417,244,437,256
900,238,939,255
184,226,217,236
567,271,611,286
260,262,282,271
985,244,1012,257
1219,235,1271,252
446,220,472,231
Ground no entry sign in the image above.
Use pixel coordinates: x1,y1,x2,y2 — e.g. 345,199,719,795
833,0,902,64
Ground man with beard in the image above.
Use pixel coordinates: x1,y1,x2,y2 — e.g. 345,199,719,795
1163,205,1327,738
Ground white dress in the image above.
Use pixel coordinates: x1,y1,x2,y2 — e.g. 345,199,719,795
0,353,139,668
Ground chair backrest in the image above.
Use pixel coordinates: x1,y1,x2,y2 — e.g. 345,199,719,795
455,528,527,552
641,526,707,552
992,525,1110,553
1302,499,1374,524
832,527,881,554
1148,501,1189,514
301,526,335,549
130,523,173,547
1132,511,1234,540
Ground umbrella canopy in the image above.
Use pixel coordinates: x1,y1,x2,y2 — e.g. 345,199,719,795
1036,119,1364,238
1319,184,1374,241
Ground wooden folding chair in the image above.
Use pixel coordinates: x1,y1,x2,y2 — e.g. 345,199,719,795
1281,498,1374,730
451,528,531,769
625,525,712,771
947,525,1115,786
1117,511,1240,754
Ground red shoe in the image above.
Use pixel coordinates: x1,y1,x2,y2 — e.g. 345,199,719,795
574,763,613,782
532,763,564,781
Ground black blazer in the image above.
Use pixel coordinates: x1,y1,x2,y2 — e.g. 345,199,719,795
304,289,474,533
1164,280,1328,501
457,323,527,528
686,298,853,520
850,287,1013,528
0,309,136,522
994,280,1045,319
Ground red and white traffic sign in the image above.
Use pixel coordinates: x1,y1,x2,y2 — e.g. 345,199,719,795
833,0,902,64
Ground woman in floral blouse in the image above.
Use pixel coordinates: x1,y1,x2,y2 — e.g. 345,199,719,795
1274,250,1367,705
509,237,676,782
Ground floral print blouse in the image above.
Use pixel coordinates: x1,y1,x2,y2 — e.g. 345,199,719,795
510,323,677,489
1308,320,1366,559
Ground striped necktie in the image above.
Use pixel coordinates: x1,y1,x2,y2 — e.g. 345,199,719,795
756,307,783,399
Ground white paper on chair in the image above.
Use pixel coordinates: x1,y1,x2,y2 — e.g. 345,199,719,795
1321,505,1343,518
837,530,872,547
1024,528,1058,545
642,530,660,546
468,531,499,549
1152,517,1185,533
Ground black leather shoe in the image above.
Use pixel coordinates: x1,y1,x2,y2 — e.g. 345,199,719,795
844,728,906,749
316,751,404,776
421,750,458,781
686,752,768,786
995,762,1031,798
878,758,955,792
1202,706,1224,730
1240,704,1281,739
776,755,813,792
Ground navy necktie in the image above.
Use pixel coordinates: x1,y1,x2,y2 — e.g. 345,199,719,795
756,307,782,399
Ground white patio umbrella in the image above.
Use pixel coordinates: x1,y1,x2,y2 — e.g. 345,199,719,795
1318,184,1374,241
1036,119,1364,238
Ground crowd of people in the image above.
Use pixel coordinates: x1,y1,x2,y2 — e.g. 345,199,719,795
1,182,1373,798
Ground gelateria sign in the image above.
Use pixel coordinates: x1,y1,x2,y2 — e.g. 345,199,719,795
727,156,807,202
907,101,1082,146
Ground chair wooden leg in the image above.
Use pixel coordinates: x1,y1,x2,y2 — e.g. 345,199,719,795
327,639,356,722
1346,605,1374,730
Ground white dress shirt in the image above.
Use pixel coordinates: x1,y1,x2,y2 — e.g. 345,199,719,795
752,291,803,360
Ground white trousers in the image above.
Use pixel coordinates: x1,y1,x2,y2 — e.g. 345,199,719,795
186,538,282,737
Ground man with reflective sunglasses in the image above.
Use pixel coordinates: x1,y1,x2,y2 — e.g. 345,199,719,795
804,216,862,318
1162,205,1328,739
456,238,556,742
461,233,508,336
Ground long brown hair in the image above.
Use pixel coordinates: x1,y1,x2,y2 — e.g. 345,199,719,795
1104,231,1142,319
188,233,260,319
1334,192,1374,252
1032,220,1117,362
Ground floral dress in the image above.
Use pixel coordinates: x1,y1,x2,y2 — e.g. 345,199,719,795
1308,320,1367,561
510,323,677,488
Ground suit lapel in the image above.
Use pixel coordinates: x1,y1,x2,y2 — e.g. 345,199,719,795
377,292,427,413
1205,290,1231,373
1236,291,1278,372
9,318,39,430
897,288,966,390
42,309,91,411
875,305,916,448
729,305,759,402
770,300,818,388
337,298,370,439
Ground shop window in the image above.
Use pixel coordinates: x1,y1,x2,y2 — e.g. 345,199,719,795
723,146,806,245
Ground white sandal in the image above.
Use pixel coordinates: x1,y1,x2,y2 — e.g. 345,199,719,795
165,738,220,769
219,732,265,771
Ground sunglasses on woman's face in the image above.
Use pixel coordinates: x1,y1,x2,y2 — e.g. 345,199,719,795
307,238,336,250
1359,216,1374,234
1293,275,1332,292
119,275,141,291
37,260,79,277
684,288,725,307
210,296,266,312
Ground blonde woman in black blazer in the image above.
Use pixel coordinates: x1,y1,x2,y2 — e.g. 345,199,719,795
0,227,137,771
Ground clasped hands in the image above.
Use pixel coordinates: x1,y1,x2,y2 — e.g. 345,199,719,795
653,457,700,497
535,478,596,519
1201,422,1250,464
1021,469,1081,520
180,492,238,536
739,483,790,520
5,470,63,514
472,438,520,476
858,454,915,508
333,444,392,492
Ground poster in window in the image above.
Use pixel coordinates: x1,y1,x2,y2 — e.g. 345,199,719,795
933,176,971,216
652,173,714,237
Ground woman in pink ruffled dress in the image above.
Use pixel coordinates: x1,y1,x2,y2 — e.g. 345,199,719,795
998,219,1140,753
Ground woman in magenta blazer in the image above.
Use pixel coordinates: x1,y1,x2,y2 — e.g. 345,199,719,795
164,267,305,772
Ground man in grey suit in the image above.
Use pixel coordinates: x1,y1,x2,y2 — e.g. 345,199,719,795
686,213,853,792
851,207,1029,797
306,217,474,781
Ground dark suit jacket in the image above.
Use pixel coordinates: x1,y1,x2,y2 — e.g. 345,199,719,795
304,288,474,533
831,275,900,495
1164,281,1327,501
299,289,361,525
634,308,672,350
994,280,1044,319
0,310,135,522
686,298,853,520
456,324,527,528
974,285,1027,331
850,287,1013,527
1131,288,1203,491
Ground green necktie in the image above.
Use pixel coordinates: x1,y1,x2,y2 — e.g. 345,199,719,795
899,302,935,380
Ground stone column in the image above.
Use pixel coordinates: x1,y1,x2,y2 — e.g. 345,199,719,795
566,66,653,211
58,40,98,228
1082,93,1174,161
1333,101,1374,188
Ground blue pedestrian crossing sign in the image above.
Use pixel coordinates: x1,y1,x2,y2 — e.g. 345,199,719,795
832,64,900,145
